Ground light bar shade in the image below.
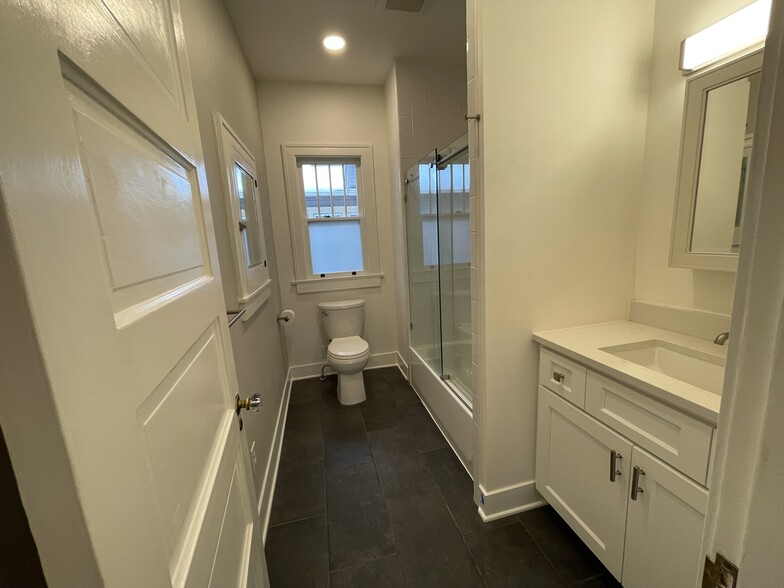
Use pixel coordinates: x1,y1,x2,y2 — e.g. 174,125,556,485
681,0,771,72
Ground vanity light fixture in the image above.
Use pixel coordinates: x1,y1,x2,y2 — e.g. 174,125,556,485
680,0,771,73
322,34,346,54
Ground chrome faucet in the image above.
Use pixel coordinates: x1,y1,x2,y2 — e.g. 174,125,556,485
714,332,730,346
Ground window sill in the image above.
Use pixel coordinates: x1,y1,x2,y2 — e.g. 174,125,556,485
292,273,383,294
237,279,272,322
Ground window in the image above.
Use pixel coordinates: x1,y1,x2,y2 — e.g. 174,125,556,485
417,161,471,266
214,114,272,319
282,145,381,293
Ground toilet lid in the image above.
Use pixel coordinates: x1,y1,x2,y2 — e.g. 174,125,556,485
328,336,369,359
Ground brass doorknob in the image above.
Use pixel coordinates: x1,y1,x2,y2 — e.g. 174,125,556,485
235,393,262,414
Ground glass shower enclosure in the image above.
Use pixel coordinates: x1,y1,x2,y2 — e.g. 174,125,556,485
405,134,472,406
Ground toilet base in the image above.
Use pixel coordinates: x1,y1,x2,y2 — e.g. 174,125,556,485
337,371,367,405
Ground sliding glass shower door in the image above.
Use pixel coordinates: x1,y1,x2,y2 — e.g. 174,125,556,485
405,133,472,405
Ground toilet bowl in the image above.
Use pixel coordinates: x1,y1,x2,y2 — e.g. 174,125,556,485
327,335,370,405
318,299,370,405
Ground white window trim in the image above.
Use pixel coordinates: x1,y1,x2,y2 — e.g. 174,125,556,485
214,113,272,320
281,144,382,294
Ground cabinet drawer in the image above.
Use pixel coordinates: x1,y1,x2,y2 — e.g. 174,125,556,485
539,348,587,408
585,371,714,485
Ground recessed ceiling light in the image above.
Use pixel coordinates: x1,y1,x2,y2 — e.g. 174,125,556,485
322,35,346,53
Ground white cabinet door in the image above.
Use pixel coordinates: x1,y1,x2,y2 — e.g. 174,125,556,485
0,2,267,586
622,446,708,588
536,387,633,580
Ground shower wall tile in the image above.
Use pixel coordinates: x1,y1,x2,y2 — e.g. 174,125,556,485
413,137,428,160
399,116,414,159
397,62,412,117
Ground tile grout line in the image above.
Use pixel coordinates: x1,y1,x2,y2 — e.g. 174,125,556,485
362,375,414,585
328,552,401,576
459,532,491,588
516,516,573,585
316,384,331,587
267,512,326,531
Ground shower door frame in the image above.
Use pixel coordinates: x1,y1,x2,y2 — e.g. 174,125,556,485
404,134,472,409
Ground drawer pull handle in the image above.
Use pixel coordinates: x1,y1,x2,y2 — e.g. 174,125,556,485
553,371,565,383
610,450,622,482
631,466,645,500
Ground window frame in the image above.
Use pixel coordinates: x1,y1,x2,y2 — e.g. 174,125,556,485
282,145,382,293
214,113,272,319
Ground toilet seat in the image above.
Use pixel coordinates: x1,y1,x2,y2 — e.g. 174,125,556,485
327,336,369,360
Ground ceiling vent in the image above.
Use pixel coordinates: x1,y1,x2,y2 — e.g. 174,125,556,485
384,0,426,13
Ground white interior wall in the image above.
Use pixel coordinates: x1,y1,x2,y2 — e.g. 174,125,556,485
476,0,654,504
181,0,288,510
384,66,409,372
633,0,752,315
257,82,398,372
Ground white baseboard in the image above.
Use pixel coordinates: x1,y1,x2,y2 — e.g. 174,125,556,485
396,351,409,380
477,480,546,521
289,351,399,381
258,368,292,541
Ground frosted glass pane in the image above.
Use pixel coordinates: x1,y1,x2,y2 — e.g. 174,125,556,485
422,218,438,266
452,217,470,264
309,220,364,274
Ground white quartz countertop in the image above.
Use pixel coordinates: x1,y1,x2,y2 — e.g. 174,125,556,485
533,321,725,425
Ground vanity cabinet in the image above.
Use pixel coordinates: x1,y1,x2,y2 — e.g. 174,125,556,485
623,446,708,588
536,388,632,578
536,348,714,586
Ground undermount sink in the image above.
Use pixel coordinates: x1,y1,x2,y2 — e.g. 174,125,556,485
600,340,725,395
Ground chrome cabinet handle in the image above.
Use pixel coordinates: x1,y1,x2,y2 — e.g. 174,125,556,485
553,372,565,383
610,450,622,482
631,466,645,500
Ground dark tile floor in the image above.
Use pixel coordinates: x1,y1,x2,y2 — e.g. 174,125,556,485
265,367,620,588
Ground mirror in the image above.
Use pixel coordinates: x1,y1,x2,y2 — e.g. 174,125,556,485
671,50,762,271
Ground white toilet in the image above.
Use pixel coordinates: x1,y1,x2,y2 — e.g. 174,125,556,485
318,299,370,405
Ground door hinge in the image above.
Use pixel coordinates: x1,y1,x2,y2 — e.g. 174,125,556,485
254,179,258,187
702,553,739,588
410,322,413,330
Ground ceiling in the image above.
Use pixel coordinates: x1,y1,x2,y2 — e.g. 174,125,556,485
223,0,466,85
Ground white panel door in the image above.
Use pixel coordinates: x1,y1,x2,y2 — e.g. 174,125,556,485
536,387,632,580
622,446,709,588
0,1,267,586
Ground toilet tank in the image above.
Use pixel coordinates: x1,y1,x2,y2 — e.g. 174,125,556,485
318,299,365,339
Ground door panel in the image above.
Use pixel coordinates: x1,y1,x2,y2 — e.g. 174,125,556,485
0,1,267,586
136,322,233,569
623,446,708,588
536,387,632,579
65,79,209,322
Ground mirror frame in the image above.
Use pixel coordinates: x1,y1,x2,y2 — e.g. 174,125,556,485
670,49,763,272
